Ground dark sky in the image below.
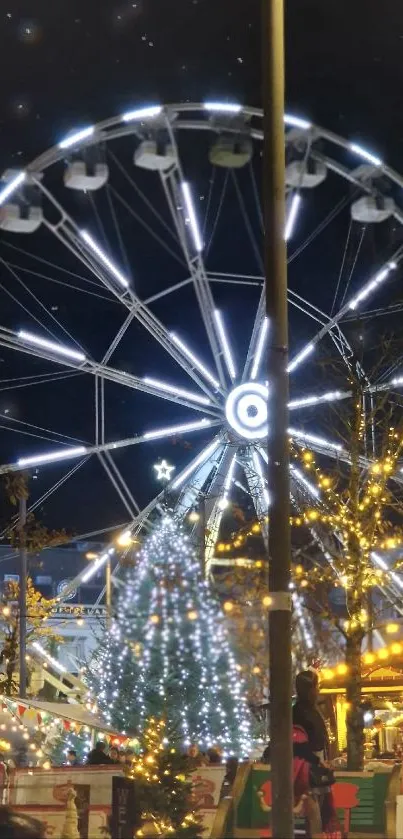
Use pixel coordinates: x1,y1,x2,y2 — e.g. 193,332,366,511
0,0,403,538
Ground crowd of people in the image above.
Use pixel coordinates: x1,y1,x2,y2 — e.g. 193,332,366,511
63,740,226,769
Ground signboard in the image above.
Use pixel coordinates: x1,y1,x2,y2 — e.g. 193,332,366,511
111,775,139,839
191,765,226,837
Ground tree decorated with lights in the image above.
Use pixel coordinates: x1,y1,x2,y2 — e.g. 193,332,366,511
285,373,403,770
0,577,58,696
89,514,251,755
129,717,203,838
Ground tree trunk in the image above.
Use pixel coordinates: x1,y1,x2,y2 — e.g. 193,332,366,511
345,632,364,770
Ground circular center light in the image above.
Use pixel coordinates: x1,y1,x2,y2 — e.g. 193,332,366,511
225,382,268,440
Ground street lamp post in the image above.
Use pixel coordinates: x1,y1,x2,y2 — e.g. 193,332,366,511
18,495,27,699
262,0,294,836
105,557,112,626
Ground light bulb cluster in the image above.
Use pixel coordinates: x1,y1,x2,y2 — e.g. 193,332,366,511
321,636,403,681
89,515,251,757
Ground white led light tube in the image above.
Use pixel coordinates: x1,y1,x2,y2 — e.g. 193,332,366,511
122,105,162,122
348,266,393,311
181,182,203,252
144,418,211,440
252,450,270,506
18,446,87,468
372,552,388,571
285,193,301,242
288,427,342,452
0,171,26,207
82,549,114,583
18,330,86,363
203,102,242,114
213,310,236,380
59,126,95,150
349,143,382,168
290,465,320,498
284,114,312,130
80,230,129,288
288,390,342,409
143,377,211,405
251,318,269,380
287,343,314,373
172,439,221,489
170,333,220,389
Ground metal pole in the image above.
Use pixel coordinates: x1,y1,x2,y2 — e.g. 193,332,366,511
18,496,27,699
106,558,112,625
199,494,206,577
262,0,293,835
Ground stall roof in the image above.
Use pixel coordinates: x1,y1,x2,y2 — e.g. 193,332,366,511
8,698,122,735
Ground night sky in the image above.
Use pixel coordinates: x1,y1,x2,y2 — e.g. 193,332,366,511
0,0,403,538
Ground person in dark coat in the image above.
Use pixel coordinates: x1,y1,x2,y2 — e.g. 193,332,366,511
86,741,112,765
292,670,328,760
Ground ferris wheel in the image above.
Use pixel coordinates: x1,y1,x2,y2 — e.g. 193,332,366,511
1,100,403,599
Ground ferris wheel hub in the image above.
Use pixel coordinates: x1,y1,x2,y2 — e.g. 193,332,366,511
225,382,268,440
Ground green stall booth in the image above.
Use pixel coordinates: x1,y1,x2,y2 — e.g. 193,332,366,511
211,763,401,839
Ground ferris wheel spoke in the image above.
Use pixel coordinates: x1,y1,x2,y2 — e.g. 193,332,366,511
288,389,350,410
202,448,237,576
158,158,228,387
0,326,223,415
97,451,140,520
243,289,267,382
287,253,403,374
29,177,220,400
239,448,269,541
0,418,221,476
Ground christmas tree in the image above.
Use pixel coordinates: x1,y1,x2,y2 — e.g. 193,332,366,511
129,718,203,838
89,514,251,756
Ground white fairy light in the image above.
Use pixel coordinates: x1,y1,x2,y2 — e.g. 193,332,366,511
288,390,343,409
287,342,314,373
251,318,269,381
143,376,211,405
181,181,203,252
285,193,301,241
170,333,220,389
88,516,251,755
288,427,343,452
17,446,87,468
18,330,86,363
144,418,211,440
349,143,382,168
80,230,129,288
348,264,396,311
121,105,162,122
0,171,26,207
172,438,221,489
213,310,237,380
58,126,95,150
